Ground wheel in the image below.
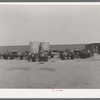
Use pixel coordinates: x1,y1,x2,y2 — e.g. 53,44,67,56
32,57,36,62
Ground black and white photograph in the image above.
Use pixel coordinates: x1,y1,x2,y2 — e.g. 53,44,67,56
0,3,100,89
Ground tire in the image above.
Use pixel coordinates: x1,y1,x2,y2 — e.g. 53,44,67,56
51,55,54,58
32,57,36,62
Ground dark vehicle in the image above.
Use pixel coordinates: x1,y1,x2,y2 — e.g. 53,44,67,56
27,52,37,62
23,50,30,58
10,50,18,59
59,51,66,60
70,52,75,60
38,51,48,61
48,51,54,58
74,50,81,58
2,52,9,60
20,53,24,60
31,53,37,62
79,49,93,58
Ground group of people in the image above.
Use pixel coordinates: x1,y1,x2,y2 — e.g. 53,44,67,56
59,49,94,60
0,50,54,62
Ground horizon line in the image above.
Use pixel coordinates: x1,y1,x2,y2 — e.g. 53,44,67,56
0,42,98,47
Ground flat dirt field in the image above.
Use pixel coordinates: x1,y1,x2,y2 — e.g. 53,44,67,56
0,55,100,89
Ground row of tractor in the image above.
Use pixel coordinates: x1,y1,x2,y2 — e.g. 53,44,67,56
0,50,54,62
0,48,94,62
59,49,94,60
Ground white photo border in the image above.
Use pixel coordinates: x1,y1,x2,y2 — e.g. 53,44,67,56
0,2,100,98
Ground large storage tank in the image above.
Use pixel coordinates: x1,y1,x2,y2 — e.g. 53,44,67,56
30,41,40,54
40,42,50,51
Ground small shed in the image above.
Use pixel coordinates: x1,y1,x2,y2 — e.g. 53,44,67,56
85,43,100,54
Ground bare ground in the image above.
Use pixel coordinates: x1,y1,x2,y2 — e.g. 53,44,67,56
0,55,100,88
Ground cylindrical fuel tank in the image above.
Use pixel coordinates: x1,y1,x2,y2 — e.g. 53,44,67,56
40,42,50,51
29,41,40,54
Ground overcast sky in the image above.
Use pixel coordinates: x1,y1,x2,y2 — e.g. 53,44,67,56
0,4,100,46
